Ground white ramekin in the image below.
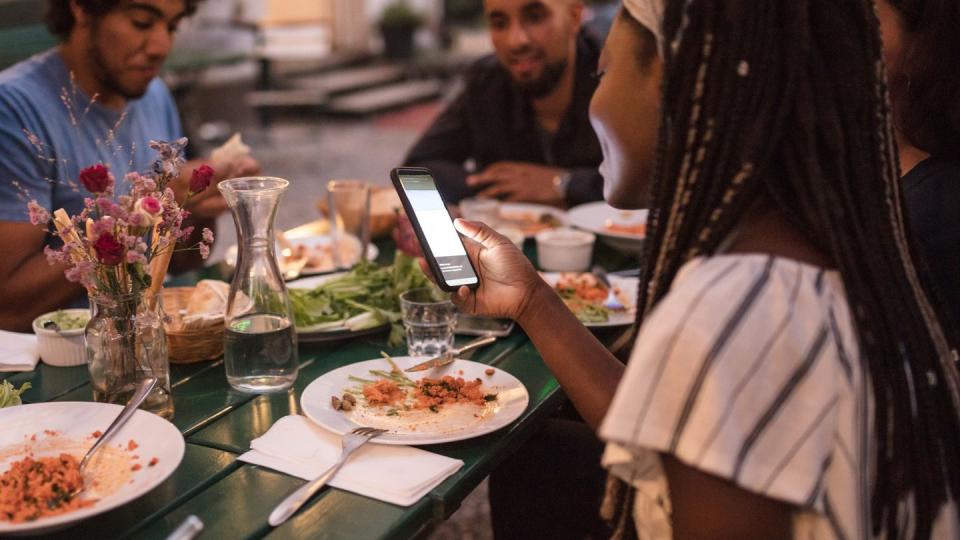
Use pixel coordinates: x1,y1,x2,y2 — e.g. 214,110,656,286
535,228,595,272
32,309,89,367
497,226,526,248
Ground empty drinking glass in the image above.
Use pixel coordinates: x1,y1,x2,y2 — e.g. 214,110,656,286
327,180,371,269
400,288,457,357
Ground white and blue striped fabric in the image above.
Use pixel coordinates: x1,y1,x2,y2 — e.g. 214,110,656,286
600,254,872,539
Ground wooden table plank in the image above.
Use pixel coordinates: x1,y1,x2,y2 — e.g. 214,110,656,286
6,364,90,403
129,465,353,540
264,488,435,540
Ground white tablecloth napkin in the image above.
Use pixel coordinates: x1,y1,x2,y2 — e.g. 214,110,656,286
0,330,39,372
238,415,463,507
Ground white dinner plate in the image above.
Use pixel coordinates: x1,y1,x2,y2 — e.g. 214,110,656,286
496,202,567,238
540,272,638,327
566,202,648,254
287,272,390,341
225,234,379,279
301,358,529,445
0,402,184,536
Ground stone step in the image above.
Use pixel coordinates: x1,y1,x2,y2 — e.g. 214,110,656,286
325,79,443,116
288,64,407,96
244,88,328,108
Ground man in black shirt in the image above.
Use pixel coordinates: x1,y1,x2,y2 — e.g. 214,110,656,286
404,0,603,207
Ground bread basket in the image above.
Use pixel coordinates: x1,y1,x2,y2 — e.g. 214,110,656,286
162,287,224,364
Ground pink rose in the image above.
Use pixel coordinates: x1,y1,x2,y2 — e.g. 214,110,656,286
93,233,124,265
189,165,214,194
79,164,113,194
139,196,161,215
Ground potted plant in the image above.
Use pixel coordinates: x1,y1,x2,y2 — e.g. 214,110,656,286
379,1,424,60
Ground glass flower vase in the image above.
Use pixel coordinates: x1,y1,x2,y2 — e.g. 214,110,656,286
85,292,173,419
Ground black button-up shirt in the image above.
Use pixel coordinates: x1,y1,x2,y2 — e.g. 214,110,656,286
404,32,604,206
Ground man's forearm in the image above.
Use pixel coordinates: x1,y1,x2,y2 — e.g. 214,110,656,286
0,254,84,332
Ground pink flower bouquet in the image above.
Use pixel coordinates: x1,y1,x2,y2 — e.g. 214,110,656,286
27,138,214,305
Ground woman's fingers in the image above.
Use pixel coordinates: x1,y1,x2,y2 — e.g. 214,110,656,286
454,218,507,249
417,257,438,285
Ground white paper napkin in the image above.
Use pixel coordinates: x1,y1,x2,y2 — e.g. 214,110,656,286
0,330,39,372
238,415,464,507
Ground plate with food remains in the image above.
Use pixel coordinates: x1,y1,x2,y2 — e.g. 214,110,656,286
0,401,184,535
540,272,638,327
301,356,529,445
566,202,647,254
225,233,379,280
496,203,566,238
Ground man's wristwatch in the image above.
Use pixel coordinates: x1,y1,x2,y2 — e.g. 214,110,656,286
552,170,573,200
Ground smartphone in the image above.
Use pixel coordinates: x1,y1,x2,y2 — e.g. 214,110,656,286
391,167,480,291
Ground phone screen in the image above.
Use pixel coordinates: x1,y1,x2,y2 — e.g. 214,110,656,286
396,172,478,287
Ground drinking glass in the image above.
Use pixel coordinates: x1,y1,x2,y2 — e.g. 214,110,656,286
327,180,371,269
400,288,457,357
459,197,501,225
219,176,298,394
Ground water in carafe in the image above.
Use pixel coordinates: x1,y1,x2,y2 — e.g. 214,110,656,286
219,177,298,393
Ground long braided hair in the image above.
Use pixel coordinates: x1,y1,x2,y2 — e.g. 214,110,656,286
634,0,960,536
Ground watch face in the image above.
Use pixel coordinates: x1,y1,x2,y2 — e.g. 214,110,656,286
553,171,572,197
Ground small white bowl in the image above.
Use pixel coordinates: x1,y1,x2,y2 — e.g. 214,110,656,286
497,226,526,248
535,228,595,271
32,309,89,367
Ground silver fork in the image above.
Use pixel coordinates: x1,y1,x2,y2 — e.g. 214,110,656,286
69,377,158,499
267,426,387,527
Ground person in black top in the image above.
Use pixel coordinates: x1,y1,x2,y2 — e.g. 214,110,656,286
404,0,604,207
877,0,960,333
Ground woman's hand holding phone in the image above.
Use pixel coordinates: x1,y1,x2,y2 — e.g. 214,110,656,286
419,219,548,323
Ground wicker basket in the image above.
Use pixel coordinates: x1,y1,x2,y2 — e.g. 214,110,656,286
162,287,224,364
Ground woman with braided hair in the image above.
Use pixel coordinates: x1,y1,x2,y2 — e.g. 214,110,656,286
429,0,960,537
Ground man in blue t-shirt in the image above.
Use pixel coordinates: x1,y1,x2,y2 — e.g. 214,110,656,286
0,0,258,331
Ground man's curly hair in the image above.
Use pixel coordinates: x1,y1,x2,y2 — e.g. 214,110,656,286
45,0,202,40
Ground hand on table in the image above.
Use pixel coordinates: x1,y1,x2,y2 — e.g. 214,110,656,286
419,219,545,321
466,162,565,205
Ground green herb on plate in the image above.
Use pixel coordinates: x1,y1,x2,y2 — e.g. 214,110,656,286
289,252,436,346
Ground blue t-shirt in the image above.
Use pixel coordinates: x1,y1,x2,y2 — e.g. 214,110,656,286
0,49,182,226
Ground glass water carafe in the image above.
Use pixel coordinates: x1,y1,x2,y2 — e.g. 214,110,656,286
219,177,298,393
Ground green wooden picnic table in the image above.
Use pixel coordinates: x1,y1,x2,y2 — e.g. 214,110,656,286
3,236,638,539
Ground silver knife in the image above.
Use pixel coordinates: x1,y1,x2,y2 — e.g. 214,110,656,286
405,335,497,372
